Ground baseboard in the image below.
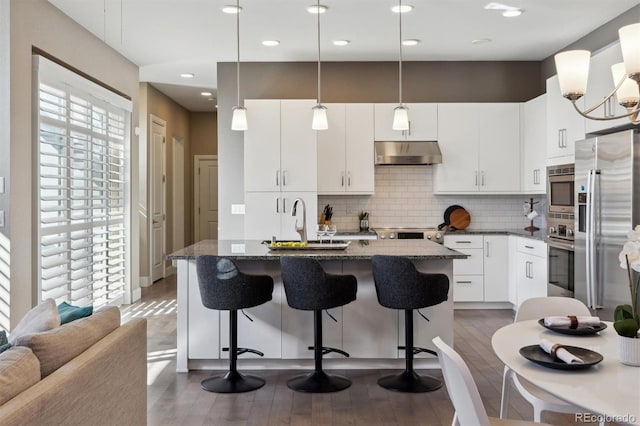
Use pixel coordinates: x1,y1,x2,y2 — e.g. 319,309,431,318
454,302,514,310
140,276,152,288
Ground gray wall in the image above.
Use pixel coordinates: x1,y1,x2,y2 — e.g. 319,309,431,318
217,60,543,239
9,0,140,326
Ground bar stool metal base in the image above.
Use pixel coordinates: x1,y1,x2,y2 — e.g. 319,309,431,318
287,371,351,393
377,370,442,393
201,370,265,393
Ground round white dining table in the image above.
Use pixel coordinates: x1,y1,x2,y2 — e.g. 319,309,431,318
492,320,640,425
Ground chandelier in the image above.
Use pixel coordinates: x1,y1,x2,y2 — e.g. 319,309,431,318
554,23,640,124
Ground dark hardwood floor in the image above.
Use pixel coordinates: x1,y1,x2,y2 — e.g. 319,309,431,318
122,276,596,426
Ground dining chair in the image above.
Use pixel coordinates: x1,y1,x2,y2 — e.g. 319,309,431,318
432,336,552,426
500,297,602,424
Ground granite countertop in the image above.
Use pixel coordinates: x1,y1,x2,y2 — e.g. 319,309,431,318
445,228,547,242
168,239,467,261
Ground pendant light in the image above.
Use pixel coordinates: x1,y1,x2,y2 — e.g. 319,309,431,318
311,0,328,130
231,0,247,131
392,0,409,131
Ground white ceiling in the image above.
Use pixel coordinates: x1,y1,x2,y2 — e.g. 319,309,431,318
49,0,640,112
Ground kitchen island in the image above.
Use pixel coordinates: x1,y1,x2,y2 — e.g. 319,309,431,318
169,239,466,372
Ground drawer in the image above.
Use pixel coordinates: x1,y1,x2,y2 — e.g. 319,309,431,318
445,235,484,249
452,248,483,275
516,237,547,258
452,275,484,302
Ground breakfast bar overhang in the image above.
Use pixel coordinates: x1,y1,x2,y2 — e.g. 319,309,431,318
169,240,467,373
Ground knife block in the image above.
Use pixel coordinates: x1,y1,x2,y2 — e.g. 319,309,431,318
319,213,332,226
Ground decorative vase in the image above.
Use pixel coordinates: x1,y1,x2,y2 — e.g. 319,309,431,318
618,335,640,366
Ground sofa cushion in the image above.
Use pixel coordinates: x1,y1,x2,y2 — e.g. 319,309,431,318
8,299,60,345
13,306,120,377
57,302,93,324
0,346,41,405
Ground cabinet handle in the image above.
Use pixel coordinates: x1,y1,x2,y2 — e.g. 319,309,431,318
456,280,473,284
524,245,534,249
341,173,345,187
282,198,287,213
348,172,351,186
282,170,287,186
481,171,485,186
408,120,411,136
455,240,472,244
475,171,478,186
276,170,280,186
485,241,490,257
276,197,279,213
533,169,539,185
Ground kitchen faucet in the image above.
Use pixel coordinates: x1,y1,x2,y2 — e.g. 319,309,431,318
292,198,307,244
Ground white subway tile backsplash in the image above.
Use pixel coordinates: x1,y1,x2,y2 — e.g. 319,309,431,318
319,166,547,232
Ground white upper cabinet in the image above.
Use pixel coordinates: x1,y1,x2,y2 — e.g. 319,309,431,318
318,104,375,195
585,42,629,133
244,100,281,192
374,103,438,141
546,75,585,164
280,100,318,192
244,99,318,241
522,95,547,193
245,99,317,193
434,103,520,193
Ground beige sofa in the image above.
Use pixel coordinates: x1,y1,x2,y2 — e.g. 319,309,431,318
0,316,147,426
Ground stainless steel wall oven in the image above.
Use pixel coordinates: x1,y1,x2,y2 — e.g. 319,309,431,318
547,163,575,297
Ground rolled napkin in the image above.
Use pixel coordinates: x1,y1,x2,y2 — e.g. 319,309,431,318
539,338,584,364
543,315,600,328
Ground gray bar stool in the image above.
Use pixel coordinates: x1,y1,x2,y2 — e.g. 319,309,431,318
196,255,274,393
280,257,357,393
371,255,449,393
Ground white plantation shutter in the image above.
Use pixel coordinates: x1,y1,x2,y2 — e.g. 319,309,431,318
36,56,131,308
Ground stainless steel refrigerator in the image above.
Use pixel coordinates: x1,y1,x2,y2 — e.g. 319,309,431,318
575,128,640,320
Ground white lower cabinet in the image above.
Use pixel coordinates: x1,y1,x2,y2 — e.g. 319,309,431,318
445,235,509,303
515,238,548,307
483,235,510,302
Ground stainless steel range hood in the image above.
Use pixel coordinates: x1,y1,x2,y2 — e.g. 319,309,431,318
374,141,442,165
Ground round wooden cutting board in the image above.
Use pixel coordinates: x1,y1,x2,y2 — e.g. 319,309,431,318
449,208,471,230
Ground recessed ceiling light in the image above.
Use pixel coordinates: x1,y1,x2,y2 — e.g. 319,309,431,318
502,9,523,17
402,39,420,46
180,73,195,78
221,5,242,14
391,5,414,13
306,5,328,14
262,40,280,47
201,91,213,96
471,38,492,44
484,2,523,17
333,40,350,46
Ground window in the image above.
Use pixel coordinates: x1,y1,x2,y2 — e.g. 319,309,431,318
35,56,131,308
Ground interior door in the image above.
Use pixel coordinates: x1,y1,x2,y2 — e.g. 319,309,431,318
151,117,166,282
196,158,218,241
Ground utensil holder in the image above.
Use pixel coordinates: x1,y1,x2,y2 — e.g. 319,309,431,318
359,219,369,231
